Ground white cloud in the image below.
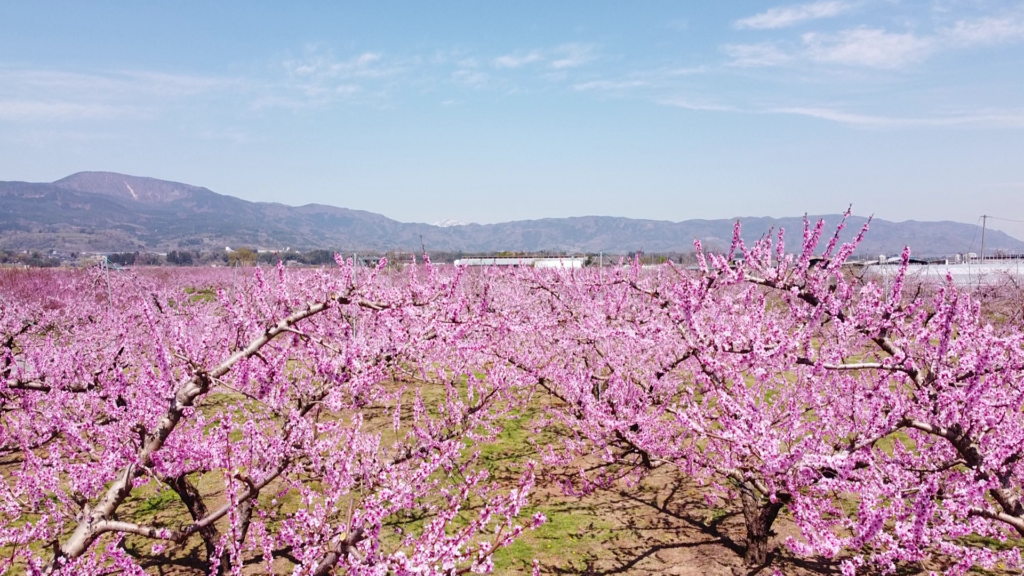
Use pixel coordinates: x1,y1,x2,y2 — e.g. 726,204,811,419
774,106,1024,127
665,66,707,76
283,51,393,80
113,71,238,96
0,127,124,145
774,107,897,125
659,98,737,112
723,43,793,67
490,44,594,71
735,1,853,30
334,84,361,95
945,14,1024,45
0,67,236,122
493,51,544,69
573,80,648,91
0,67,235,99
0,100,130,122
550,44,595,69
451,69,491,88
656,99,1024,130
726,10,1023,70
273,48,407,108
802,28,934,68
199,128,264,144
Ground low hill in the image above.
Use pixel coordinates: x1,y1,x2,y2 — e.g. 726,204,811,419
1,171,1019,256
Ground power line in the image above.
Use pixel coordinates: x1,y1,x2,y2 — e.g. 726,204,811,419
966,216,981,254
986,215,1024,224
966,214,1024,255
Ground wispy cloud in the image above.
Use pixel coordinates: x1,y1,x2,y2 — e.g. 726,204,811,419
723,43,793,67
283,50,391,79
945,13,1024,45
0,100,131,122
801,28,934,68
774,107,908,126
657,98,1024,129
550,44,596,69
659,98,738,112
199,128,264,144
726,9,1023,70
735,1,853,30
451,69,491,88
493,50,544,69
0,67,236,122
724,28,934,69
1,40,611,121
0,67,236,100
774,106,1024,128
270,47,411,108
573,80,648,91
568,65,703,96
665,66,707,76
112,71,237,97
492,44,596,70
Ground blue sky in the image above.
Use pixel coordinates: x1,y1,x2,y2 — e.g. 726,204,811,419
2,1,1023,238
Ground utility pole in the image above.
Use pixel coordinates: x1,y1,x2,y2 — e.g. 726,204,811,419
103,255,112,311
980,215,988,264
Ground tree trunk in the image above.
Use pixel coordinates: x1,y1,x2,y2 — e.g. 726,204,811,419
168,474,259,575
218,496,257,573
738,481,787,567
166,474,221,568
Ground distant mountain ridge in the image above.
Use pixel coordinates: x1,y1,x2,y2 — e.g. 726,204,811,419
1,171,1021,256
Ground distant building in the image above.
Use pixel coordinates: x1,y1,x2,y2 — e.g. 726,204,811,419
534,258,586,269
454,257,586,269
865,260,1024,287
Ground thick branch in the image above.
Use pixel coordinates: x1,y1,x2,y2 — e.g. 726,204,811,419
968,507,1024,536
51,298,337,567
311,528,367,576
900,418,1024,536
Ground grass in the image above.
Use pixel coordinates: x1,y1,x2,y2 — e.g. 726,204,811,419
183,286,218,303
9,370,1024,576
494,501,614,573
471,405,619,573
135,488,182,517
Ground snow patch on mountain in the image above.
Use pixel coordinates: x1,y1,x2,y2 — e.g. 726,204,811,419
433,219,469,228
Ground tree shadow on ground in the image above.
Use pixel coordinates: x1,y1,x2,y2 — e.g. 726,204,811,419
536,472,845,576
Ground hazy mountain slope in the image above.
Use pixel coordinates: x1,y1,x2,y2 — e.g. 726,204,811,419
416,214,1009,256
53,172,206,204
1,171,1020,256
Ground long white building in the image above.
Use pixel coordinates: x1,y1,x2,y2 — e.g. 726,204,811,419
453,257,586,269
865,260,1024,288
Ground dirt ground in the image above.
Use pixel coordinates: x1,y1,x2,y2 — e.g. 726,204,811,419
7,385,1022,575
494,465,834,576
481,413,1020,576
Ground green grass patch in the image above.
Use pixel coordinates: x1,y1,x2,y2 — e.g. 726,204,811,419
494,500,614,574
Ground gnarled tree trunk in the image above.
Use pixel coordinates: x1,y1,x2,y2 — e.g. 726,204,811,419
738,481,788,566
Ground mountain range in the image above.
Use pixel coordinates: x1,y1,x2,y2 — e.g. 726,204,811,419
1,171,1020,256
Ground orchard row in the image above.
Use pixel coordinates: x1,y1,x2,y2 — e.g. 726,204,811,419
2,216,1023,575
